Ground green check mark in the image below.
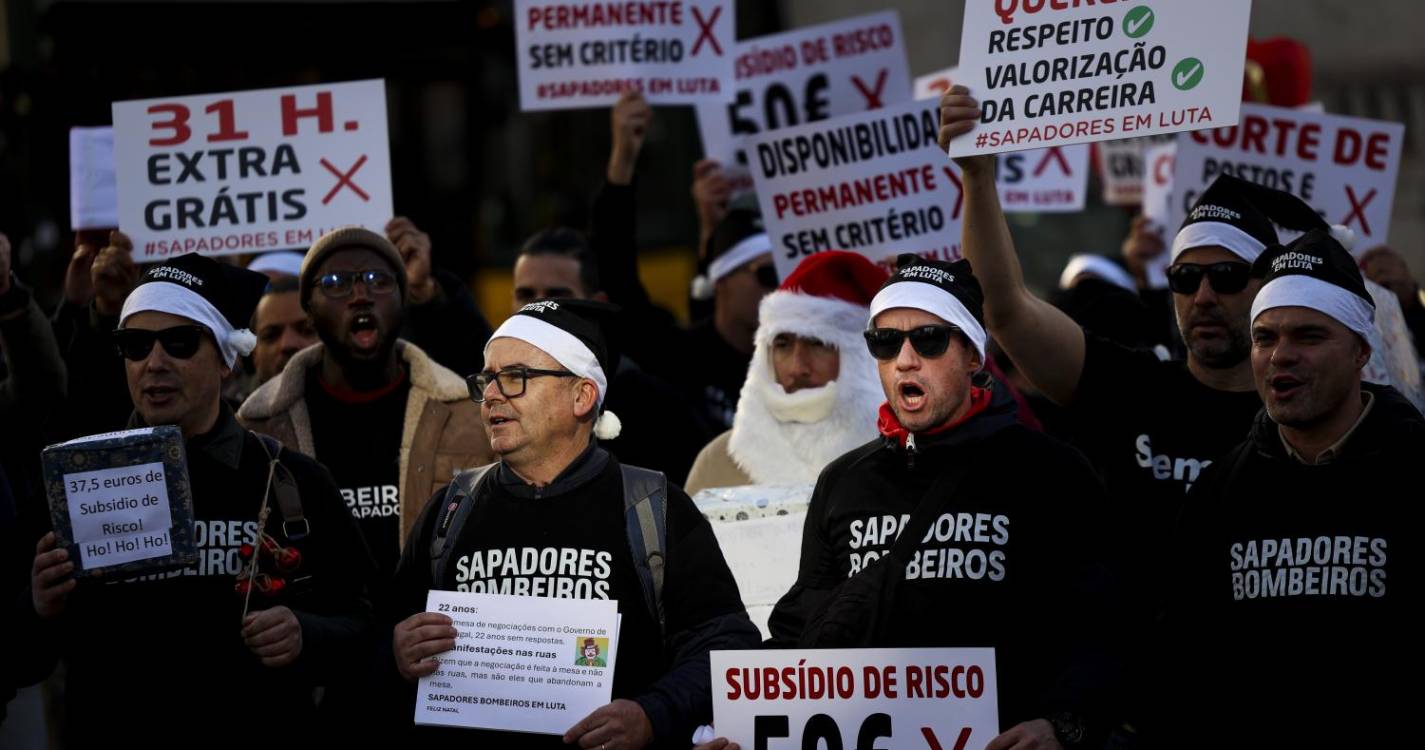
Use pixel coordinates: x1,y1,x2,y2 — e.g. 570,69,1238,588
1124,6,1155,38
1173,58,1205,90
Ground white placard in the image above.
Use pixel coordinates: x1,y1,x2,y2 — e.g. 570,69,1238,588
747,100,961,279
696,11,912,196
1096,133,1178,205
63,461,173,568
112,79,393,260
514,0,736,111
415,591,620,735
1171,103,1405,252
1140,138,1177,288
950,0,1252,156
914,66,960,102
69,126,118,231
712,648,999,750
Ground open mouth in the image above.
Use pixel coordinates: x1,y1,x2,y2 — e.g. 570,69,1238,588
142,385,179,404
1269,374,1304,398
898,382,927,410
350,313,379,350
488,415,515,427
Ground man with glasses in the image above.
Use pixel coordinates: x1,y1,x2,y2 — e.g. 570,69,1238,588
389,298,758,747
766,257,1112,750
239,227,492,588
22,253,374,743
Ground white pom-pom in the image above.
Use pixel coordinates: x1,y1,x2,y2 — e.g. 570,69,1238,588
593,410,623,441
228,328,257,357
690,274,715,301
1329,224,1356,253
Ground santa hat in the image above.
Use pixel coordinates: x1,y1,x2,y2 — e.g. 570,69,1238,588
1251,229,1374,341
484,298,624,440
692,207,771,301
868,255,988,366
756,251,890,354
119,253,269,368
1172,174,1354,265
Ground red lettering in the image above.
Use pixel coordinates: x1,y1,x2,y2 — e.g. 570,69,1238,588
204,99,249,143
147,104,191,147
281,91,334,136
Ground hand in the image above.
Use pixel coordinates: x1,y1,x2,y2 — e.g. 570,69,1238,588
986,719,1064,750
1121,215,1166,288
1360,245,1421,311
64,242,98,306
938,85,992,176
91,231,140,316
31,532,77,620
242,605,303,668
393,612,457,682
562,698,654,749
608,91,653,185
0,232,12,295
387,217,436,304
691,159,730,257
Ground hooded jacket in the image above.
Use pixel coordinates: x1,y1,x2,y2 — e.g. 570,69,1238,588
769,381,1114,739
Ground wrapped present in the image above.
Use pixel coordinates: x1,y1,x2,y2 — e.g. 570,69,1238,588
42,426,198,578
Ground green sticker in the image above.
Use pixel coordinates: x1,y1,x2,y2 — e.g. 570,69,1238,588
1123,6,1155,38
1173,58,1205,91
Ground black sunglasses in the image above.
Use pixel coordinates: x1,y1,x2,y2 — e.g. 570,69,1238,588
467,366,577,403
1167,262,1253,295
316,269,398,299
864,325,960,360
114,325,209,361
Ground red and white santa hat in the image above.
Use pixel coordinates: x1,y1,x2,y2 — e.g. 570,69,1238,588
756,251,889,354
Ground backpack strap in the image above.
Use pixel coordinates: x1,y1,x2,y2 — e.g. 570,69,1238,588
429,463,499,586
253,432,308,541
621,465,668,639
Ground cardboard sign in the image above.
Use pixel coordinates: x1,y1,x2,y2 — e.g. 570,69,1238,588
695,484,814,639
950,0,1252,156
415,592,620,734
914,66,960,102
712,648,999,750
112,79,393,260
746,100,963,279
1171,103,1405,251
696,11,913,194
514,0,735,111
69,127,118,231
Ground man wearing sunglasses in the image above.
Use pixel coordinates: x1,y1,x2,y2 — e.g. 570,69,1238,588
389,298,758,747
766,256,1112,750
239,227,492,588
23,253,375,743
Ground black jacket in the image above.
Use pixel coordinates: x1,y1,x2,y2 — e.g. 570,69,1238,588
14,406,376,743
1156,384,1423,748
769,383,1115,739
387,446,760,747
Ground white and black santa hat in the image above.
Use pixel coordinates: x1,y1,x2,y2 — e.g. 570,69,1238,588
1172,174,1356,264
484,298,624,440
119,253,270,368
691,206,771,301
1251,229,1375,341
868,255,988,367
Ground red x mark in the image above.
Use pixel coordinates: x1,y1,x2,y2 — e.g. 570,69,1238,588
321,156,370,205
852,69,890,109
942,167,965,220
1033,147,1072,177
1340,185,1376,236
691,6,723,56
921,727,973,750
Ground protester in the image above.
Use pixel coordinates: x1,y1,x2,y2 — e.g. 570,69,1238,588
1159,229,1421,747
250,277,317,386
766,257,1113,749
18,253,374,743
238,227,493,584
389,298,759,747
685,251,888,493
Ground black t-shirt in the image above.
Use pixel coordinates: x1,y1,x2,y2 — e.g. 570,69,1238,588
305,368,410,577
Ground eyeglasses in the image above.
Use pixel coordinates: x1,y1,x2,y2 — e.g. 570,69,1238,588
315,269,398,299
864,325,961,360
1167,262,1253,295
467,367,577,403
113,325,209,361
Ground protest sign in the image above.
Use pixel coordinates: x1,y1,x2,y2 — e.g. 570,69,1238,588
1141,139,1177,233
415,592,620,734
112,79,393,260
695,484,814,638
696,11,912,194
914,66,959,102
69,126,118,231
950,0,1252,156
712,648,999,750
514,0,735,111
42,426,198,578
746,99,961,279
1171,103,1404,251
1095,133,1177,205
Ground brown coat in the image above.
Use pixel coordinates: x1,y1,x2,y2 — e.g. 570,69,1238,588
684,431,753,495
237,340,493,546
